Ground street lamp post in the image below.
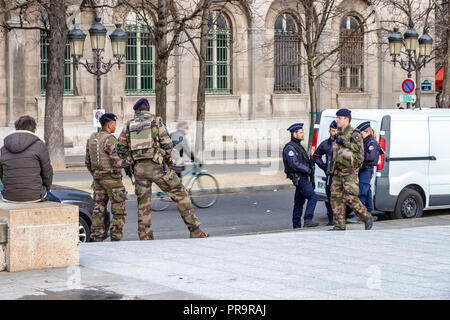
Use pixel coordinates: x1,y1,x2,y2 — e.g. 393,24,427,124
68,17,127,113
388,20,433,109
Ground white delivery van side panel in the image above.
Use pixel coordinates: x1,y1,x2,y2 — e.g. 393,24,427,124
428,116,450,207
388,116,429,203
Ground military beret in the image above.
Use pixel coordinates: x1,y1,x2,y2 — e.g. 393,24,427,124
287,123,304,133
133,98,150,110
336,108,351,117
329,120,337,129
100,113,117,122
357,121,371,131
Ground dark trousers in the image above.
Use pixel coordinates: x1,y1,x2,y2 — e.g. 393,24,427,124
293,176,318,228
358,168,373,213
325,175,334,220
42,190,61,203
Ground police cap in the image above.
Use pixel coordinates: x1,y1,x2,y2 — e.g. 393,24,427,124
287,123,304,133
336,108,351,117
357,121,371,131
330,120,337,129
133,98,150,110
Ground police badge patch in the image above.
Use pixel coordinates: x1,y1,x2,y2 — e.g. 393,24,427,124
288,150,295,156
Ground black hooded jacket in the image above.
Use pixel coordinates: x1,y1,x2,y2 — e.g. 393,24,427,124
0,131,53,202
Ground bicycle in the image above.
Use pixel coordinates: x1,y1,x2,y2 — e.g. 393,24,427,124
151,164,219,211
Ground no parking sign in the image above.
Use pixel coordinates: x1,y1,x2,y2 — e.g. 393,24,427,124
401,78,416,94
93,109,105,128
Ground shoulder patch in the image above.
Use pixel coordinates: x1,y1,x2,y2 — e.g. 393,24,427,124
288,150,295,157
369,145,374,151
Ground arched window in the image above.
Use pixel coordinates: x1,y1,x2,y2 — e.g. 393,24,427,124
339,15,364,92
274,13,301,92
206,11,232,94
40,14,74,95
125,11,155,95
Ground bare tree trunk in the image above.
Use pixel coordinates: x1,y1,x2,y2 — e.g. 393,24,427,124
443,2,450,108
307,64,317,154
154,0,169,122
155,55,168,121
195,4,211,162
444,54,450,108
44,1,67,169
415,68,421,108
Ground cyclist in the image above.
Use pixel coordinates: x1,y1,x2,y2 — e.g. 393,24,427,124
170,121,202,177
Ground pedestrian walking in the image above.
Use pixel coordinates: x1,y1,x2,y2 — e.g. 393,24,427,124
85,113,130,242
313,120,338,225
356,121,384,213
116,98,209,240
329,109,374,231
283,123,319,229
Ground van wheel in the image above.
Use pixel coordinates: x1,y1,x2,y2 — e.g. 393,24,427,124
392,188,424,219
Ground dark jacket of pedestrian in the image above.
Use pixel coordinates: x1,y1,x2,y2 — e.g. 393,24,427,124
0,117,53,202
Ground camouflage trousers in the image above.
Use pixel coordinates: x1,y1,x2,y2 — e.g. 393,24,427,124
330,174,371,229
91,173,127,241
133,160,201,240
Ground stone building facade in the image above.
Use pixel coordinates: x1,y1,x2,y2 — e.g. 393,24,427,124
0,0,437,157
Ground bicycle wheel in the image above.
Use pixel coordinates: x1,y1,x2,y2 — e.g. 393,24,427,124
151,191,171,211
189,173,219,208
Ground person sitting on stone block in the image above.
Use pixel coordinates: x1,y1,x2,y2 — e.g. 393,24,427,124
0,115,57,203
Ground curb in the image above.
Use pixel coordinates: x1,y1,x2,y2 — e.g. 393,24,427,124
125,182,294,200
64,158,283,169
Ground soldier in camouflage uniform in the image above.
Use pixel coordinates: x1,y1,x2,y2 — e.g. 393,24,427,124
116,98,209,240
329,108,374,231
85,113,130,242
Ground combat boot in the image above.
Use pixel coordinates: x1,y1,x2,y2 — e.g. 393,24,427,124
190,228,210,238
303,219,319,228
328,226,346,231
326,217,335,226
365,216,374,230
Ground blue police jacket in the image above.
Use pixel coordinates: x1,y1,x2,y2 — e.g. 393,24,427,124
313,137,333,173
362,135,383,168
283,138,311,176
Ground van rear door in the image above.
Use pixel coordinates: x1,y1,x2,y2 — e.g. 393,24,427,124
428,116,450,207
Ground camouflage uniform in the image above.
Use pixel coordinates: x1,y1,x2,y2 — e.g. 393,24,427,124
330,125,372,229
85,130,130,241
116,111,207,240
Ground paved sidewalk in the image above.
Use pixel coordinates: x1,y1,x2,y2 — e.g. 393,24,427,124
1,225,450,299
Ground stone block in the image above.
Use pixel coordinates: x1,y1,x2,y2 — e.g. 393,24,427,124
0,244,5,271
0,201,79,272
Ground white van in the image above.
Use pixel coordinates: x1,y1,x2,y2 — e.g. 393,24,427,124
312,108,450,219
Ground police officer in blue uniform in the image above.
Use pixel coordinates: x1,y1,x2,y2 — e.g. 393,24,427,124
283,123,319,228
313,120,338,225
356,121,384,212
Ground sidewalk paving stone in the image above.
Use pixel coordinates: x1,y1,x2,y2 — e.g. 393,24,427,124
1,225,450,299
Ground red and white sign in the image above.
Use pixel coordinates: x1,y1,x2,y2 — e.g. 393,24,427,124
402,78,416,94
93,109,105,128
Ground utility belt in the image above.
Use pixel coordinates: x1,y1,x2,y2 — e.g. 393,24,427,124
286,172,307,187
361,164,375,170
93,169,122,178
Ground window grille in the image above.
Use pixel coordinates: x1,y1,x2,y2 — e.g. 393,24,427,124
274,13,301,92
339,16,364,92
126,13,155,95
40,31,74,95
206,12,232,94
